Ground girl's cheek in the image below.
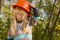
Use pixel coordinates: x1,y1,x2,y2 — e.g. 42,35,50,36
15,15,19,19
17,15,20,19
17,14,22,19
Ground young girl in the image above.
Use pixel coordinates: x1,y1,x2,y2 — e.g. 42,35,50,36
7,0,40,40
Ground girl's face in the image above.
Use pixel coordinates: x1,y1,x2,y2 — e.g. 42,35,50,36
14,7,28,22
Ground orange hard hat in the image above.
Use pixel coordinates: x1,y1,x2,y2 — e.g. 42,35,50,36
12,0,31,16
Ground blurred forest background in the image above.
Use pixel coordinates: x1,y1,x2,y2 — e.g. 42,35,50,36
0,0,60,40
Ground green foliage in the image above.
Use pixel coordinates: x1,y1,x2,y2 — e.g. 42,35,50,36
0,0,60,40
33,0,60,40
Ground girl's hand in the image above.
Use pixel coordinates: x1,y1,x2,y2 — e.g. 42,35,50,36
29,3,35,8
9,31,16,38
23,27,29,34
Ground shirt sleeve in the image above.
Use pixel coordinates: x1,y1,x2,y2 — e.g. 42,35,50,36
34,16,40,22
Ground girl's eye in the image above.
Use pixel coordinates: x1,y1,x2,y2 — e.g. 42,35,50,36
20,14,23,16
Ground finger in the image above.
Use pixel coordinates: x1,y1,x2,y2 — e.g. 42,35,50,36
29,3,35,8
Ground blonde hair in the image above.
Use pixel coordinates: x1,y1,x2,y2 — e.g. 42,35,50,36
10,13,16,36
